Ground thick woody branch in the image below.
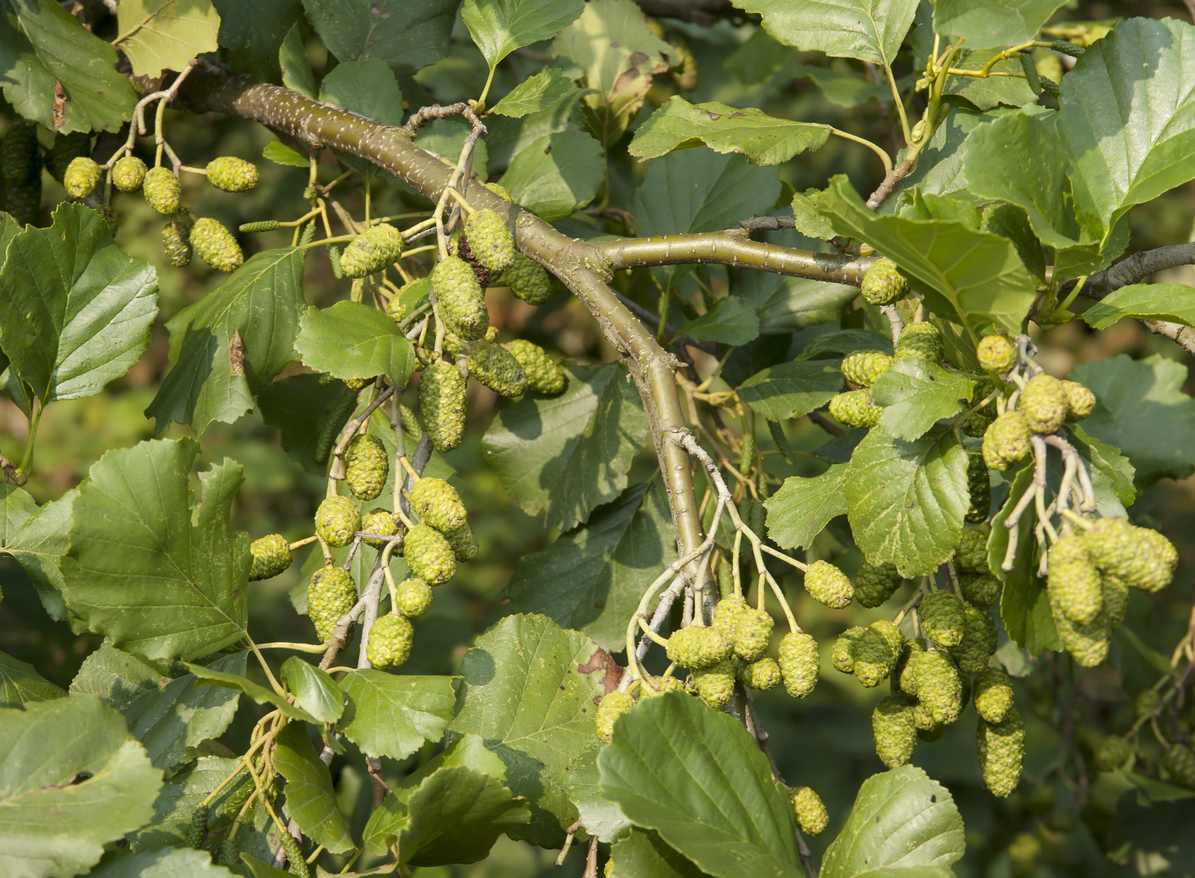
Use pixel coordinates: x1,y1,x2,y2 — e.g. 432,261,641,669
167,66,707,579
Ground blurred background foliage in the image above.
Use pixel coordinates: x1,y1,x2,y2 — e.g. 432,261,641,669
1,0,1194,875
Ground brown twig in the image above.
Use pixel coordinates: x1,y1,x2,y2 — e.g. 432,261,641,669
865,155,916,211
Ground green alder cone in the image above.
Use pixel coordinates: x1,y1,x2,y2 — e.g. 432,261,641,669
191,217,244,272
666,625,733,670
827,389,882,429
840,351,892,387
959,572,1002,608
1050,588,1110,667
341,223,403,277
409,476,468,533
966,453,992,523
778,631,819,698
308,567,357,642
419,360,467,452
1086,517,1178,593
1062,379,1096,420
467,338,528,397
860,257,908,305
63,157,101,199
143,166,182,214
403,523,456,585
595,690,635,742
112,155,147,191
916,650,963,725
1048,536,1104,624
961,384,997,438
739,656,781,691
712,595,749,632
4,175,41,226
360,508,397,548
1008,832,1041,878
464,209,515,272
919,591,966,648
693,660,737,709
973,667,1014,723
503,252,553,305
367,613,414,670
977,335,1017,374
854,560,902,608
162,224,192,267
1103,574,1130,631
955,525,990,573
1095,735,1132,771
385,285,407,321
446,523,479,561
977,708,1025,797
485,181,512,200
791,787,828,836
46,131,91,182
892,637,926,697
1018,373,1069,434
804,559,854,609
953,603,998,674
912,702,937,733
894,321,943,362
1164,744,1195,790
730,607,774,662
399,403,423,438
249,534,292,581
186,803,209,849
1136,690,1162,722
832,626,865,673
504,339,566,394
982,411,1032,471
205,156,259,192
850,625,898,688
396,577,433,617
873,694,918,767
345,434,389,501
0,121,38,181
315,496,361,548
433,255,489,340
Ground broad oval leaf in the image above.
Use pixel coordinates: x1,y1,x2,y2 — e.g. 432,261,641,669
184,662,317,724
115,0,222,77
1081,283,1195,330
463,0,585,68
933,0,1067,50
872,358,973,441
281,656,344,724
681,296,761,346
337,670,456,761
490,67,582,118
611,829,714,878
88,847,238,878
0,651,66,709
274,723,354,855
300,0,457,76
319,58,404,126
598,693,803,878
737,360,843,421
0,204,158,404
0,696,161,878
820,765,964,878
766,463,850,551
294,301,416,389
738,0,919,67
501,130,604,221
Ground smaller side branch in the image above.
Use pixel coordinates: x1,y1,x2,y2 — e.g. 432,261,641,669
1143,318,1195,357
1070,242,1195,299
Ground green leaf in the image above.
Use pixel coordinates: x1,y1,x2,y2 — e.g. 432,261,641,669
944,49,1039,111
300,0,458,75
681,297,761,346
501,130,604,221
900,104,993,199
737,360,843,420
482,363,649,532
58,438,250,662
3,488,76,619
989,465,1060,655
258,374,353,473
463,0,585,68
734,264,860,335
507,480,671,651
0,651,65,708
184,661,316,723
280,656,344,724
274,723,353,855
872,358,973,441
1060,19,1195,248
337,670,456,761
1071,354,1195,486
1082,283,1195,330
552,0,675,144
448,614,608,848
820,765,964,878
70,644,244,770
146,247,306,434
796,329,892,360
738,0,919,66
629,96,829,165
766,463,850,551
567,751,631,843
598,693,803,878
0,0,137,133
263,140,309,168
612,830,714,878
87,848,238,878
791,63,893,108
124,755,240,851
845,426,968,577
213,0,302,82
277,21,316,97
816,176,1036,337
933,0,1066,49
1068,425,1136,510
294,302,416,389
490,67,582,118
0,696,160,878
0,204,157,404
319,58,404,127
114,0,222,78
0,485,37,545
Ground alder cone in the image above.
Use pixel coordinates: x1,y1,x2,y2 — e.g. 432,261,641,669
308,567,357,642
315,496,360,548
873,694,917,767
433,256,489,340
409,477,468,533
977,708,1025,797
778,631,819,698
503,253,553,305
403,523,456,585
367,613,413,669
249,534,291,581
595,690,634,743
419,361,467,452
791,787,828,836
345,434,389,501
1018,373,1069,434
143,167,182,215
